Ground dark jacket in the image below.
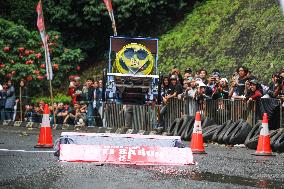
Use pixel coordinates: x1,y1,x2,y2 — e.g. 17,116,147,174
0,90,7,108
5,86,15,109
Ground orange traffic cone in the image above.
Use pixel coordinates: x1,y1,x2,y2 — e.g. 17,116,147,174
34,104,53,148
190,111,206,154
253,113,274,156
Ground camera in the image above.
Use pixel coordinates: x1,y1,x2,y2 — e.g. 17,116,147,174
275,75,284,85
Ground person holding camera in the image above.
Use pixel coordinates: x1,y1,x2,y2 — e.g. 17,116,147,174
273,71,284,100
212,78,229,100
229,66,249,99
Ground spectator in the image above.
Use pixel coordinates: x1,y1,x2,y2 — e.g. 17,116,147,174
33,104,43,123
5,80,15,120
230,66,249,99
0,82,7,120
94,79,104,127
212,78,229,100
183,68,193,80
68,81,76,105
170,66,183,84
24,104,35,122
64,102,79,125
161,76,170,98
273,70,284,99
245,79,263,101
166,75,183,100
72,76,83,103
54,102,68,124
82,78,95,127
74,102,87,130
187,78,197,98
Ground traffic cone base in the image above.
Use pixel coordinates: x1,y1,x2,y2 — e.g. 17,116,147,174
191,133,206,154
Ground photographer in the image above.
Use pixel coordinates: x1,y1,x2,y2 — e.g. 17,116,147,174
229,66,249,99
212,78,229,100
272,71,284,99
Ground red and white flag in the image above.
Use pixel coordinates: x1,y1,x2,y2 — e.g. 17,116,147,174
103,0,113,12
36,0,53,80
103,0,117,36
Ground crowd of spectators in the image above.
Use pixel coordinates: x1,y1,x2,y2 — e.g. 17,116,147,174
1,65,284,129
161,66,284,103
0,76,104,129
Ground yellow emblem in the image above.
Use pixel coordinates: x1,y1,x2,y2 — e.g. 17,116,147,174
115,43,154,75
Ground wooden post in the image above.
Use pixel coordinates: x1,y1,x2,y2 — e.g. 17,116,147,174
19,86,22,121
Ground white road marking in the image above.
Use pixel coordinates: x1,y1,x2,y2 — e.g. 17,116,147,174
0,149,54,153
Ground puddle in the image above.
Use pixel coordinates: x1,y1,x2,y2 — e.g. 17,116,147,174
121,165,284,188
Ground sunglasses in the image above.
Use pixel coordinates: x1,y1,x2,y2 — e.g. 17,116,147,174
124,48,148,60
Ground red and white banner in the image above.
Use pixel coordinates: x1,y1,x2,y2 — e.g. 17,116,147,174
36,0,53,80
59,144,194,165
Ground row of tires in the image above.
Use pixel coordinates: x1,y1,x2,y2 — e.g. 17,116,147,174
245,122,284,152
167,115,284,152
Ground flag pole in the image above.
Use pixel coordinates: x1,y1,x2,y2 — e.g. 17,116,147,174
109,11,117,36
38,0,56,126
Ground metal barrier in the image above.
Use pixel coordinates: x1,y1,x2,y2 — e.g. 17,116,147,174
165,97,284,130
103,102,159,131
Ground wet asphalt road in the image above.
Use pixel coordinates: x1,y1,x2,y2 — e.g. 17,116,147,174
0,126,284,189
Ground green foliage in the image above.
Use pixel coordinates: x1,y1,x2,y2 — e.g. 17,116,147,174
0,18,85,94
159,0,284,83
0,0,194,51
31,93,71,104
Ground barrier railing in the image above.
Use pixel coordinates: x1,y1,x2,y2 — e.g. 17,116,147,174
165,97,283,130
103,102,158,131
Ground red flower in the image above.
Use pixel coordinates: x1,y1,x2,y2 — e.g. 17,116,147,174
18,47,25,52
3,47,10,52
76,66,81,71
53,64,59,70
34,70,40,75
19,55,23,59
26,75,33,81
40,64,46,68
0,64,5,68
35,53,42,59
24,50,30,55
25,60,33,65
37,75,44,80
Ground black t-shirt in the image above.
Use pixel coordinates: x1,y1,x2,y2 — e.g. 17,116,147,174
236,77,248,96
168,84,183,96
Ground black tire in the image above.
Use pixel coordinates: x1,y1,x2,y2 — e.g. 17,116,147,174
229,121,252,145
173,116,184,136
201,117,216,129
203,125,220,142
167,118,180,136
212,121,230,142
244,121,262,146
177,115,194,136
223,120,243,144
274,129,284,153
271,129,284,151
181,118,195,141
203,124,221,133
217,120,233,144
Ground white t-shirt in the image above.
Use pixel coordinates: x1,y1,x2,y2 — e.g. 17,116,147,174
0,84,3,91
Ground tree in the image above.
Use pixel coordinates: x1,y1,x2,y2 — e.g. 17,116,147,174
0,18,85,95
